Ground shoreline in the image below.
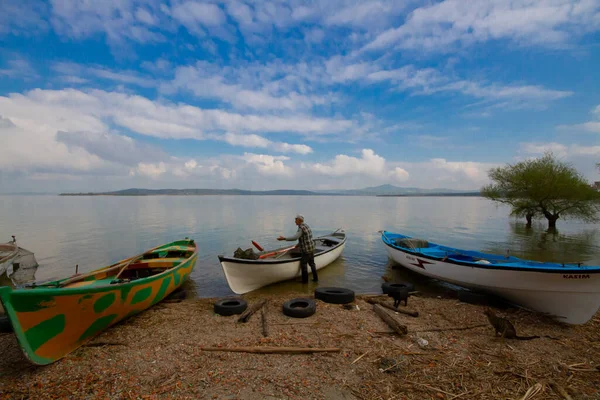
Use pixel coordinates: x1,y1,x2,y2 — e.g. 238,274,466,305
1,290,599,399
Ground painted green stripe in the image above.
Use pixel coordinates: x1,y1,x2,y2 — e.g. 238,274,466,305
94,293,116,314
173,269,181,286
78,314,118,342
25,314,66,352
120,285,133,302
12,294,56,312
151,276,172,305
131,287,152,305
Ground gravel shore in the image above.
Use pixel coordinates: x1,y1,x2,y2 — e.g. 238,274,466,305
1,288,599,399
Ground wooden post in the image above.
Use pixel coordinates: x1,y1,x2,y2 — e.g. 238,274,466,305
238,299,268,323
372,304,408,335
365,298,419,317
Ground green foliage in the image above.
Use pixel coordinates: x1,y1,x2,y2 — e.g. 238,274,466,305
482,152,600,228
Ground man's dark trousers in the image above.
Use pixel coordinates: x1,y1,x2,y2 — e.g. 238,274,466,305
300,252,318,283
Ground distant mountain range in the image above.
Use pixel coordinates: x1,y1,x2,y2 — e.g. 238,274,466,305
60,184,481,197
318,184,478,196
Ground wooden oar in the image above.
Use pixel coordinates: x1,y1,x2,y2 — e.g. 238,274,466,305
58,246,157,288
258,245,297,259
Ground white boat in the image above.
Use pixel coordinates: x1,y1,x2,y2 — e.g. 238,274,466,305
0,240,19,276
0,237,39,278
381,231,600,325
219,230,346,294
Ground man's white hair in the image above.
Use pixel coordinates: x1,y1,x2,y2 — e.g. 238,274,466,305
295,214,304,221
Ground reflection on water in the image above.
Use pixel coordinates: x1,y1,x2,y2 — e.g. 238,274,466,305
0,195,598,299
483,221,600,264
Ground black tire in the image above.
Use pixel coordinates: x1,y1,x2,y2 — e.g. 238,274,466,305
214,298,248,316
282,298,316,318
382,281,414,294
315,287,355,304
0,316,12,333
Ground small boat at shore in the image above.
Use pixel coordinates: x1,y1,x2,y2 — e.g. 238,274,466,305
381,231,600,325
1,236,39,277
0,238,198,365
219,230,346,294
0,239,19,276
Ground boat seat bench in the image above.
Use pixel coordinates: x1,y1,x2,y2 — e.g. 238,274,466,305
61,258,185,288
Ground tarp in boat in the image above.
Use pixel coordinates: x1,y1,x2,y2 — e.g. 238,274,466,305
233,247,260,260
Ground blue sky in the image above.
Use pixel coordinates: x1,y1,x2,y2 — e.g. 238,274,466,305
0,0,599,193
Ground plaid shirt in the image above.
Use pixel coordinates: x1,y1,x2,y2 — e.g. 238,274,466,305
286,223,315,254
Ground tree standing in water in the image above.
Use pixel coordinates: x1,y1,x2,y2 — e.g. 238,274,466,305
481,152,600,230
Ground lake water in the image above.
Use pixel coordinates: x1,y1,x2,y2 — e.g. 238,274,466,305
1,195,599,298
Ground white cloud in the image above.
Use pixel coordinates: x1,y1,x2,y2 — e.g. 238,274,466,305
163,61,331,112
326,57,377,83
219,132,313,154
50,0,167,45
3,0,597,60
171,2,227,28
519,141,600,181
56,130,169,166
134,162,167,178
320,57,572,109
272,142,313,155
363,0,600,53
241,153,292,176
557,104,600,133
169,1,235,41
429,158,490,182
325,2,395,27
135,8,157,25
309,149,386,176
0,0,48,36
0,87,334,188
298,150,493,190
366,64,572,107
0,58,38,80
389,167,410,182
520,142,600,158
52,62,155,88
0,88,353,143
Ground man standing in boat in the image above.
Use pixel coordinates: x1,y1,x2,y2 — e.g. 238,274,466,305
277,214,318,283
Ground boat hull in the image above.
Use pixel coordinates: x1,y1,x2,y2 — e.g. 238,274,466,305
0,243,19,275
219,233,346,294
383,237,600,325
0,240,198,365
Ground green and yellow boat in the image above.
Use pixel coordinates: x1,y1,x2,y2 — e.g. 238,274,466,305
0,238,198,365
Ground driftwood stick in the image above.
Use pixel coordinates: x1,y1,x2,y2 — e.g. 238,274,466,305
372,304,408,335
519,383,545,400
261,308,268,337
549,381,573,400
351,351,369,364
238,300,267,323
365,298,419,317
200,346,340,354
